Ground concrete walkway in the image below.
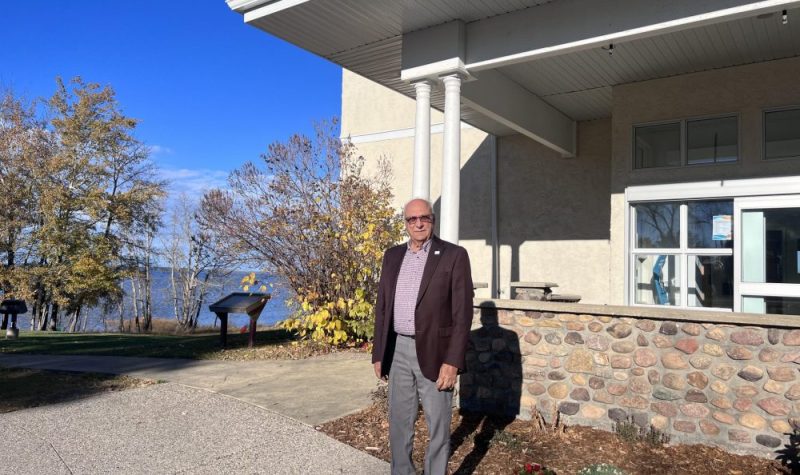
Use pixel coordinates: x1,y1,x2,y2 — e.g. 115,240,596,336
0,353,389,474
0,353,378,425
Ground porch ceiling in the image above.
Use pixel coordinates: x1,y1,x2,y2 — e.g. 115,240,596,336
500,8,800,120
230,0,800,128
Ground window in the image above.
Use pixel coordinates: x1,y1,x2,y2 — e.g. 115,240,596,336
765,107,800,160
634,115,738,169
627,179,800,316
631,200,733,309
687,117,738,165
634,123,680,169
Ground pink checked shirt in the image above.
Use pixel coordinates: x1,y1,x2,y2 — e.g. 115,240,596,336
392,239,431,336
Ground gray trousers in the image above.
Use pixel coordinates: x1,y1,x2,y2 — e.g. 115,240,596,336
389,334,453,475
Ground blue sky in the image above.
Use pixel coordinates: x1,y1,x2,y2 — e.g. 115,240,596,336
1,0,342,199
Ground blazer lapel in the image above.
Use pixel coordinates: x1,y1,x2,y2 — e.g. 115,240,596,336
386,246,406,313
416,237,443,306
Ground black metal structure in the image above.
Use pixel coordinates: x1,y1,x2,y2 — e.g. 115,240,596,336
208,292,270,347
1,299,27,339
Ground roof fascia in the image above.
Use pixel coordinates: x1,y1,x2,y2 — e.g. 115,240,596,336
243,0,312,22
465,0,800,71
226,0,272,13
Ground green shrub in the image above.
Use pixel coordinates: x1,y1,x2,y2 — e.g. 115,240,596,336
577,463,628,475
613,417,639,443
490,429,523,450
613,415,670,446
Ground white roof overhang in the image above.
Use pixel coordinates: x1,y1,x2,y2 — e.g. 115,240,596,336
228,0,800,156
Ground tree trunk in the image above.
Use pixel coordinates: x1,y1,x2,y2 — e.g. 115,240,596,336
80,306,89,332
192,273,212,330
48,302,59,331
68,306,82,333
170,265,180,326
67,310,77,333
39,302,49,331
2,235,14,328
142,263,152,332
117,298,123,332
31,284,44,330
130,276,140,333
28,299,36,330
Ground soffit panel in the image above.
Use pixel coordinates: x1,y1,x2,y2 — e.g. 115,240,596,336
248,0,550,58
245,1,800,129
499,10,800,98
541,88,613,122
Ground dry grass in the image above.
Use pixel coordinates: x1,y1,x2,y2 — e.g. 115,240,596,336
212,340,369,361
118,318,275,335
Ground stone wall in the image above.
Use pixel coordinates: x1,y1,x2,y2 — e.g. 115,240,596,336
460,300,800,457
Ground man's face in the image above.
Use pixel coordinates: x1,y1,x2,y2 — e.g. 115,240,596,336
404,199,434,244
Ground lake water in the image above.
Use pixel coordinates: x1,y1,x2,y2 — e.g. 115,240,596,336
15,268,293,332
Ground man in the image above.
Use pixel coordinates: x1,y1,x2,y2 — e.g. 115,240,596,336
372,198,474,475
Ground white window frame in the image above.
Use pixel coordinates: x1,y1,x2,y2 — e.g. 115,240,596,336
625,176,800,311
629,201,733,311
734,194,800,312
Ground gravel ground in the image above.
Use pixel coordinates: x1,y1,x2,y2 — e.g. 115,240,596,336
0,383,388,474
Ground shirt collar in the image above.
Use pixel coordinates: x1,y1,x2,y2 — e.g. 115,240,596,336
407,238,432,253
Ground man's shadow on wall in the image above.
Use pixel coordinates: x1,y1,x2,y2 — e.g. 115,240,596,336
776,428,800,473
451,302,522,474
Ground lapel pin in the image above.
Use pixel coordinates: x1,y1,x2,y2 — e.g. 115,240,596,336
434,250,440,255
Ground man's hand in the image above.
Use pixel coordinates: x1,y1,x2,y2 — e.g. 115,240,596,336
374,362,387,381
436,363,458,391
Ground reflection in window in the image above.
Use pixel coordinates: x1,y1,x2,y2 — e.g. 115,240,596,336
744,208,800,284
688,200,733,249
743,296,800,315
765,296,800,314
635,203,680,248
634,123,680,169
765,108,800,160
687,116,738,165
764,208,800,284
634,255,680,305
688,256,733,309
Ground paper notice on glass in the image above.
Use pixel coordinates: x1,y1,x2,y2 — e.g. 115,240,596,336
712,215,732,241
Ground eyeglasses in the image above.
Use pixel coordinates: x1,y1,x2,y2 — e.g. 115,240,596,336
405,214,433,224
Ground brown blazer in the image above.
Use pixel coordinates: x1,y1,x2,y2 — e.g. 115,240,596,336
372,235,474,382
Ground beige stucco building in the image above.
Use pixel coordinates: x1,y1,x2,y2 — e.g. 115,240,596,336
344,56,800,314
228,0,800,457
229,0,800,316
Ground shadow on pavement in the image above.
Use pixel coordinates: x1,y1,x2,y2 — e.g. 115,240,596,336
0,367,153,413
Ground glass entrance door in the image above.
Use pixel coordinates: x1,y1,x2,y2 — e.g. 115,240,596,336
734,195,800,315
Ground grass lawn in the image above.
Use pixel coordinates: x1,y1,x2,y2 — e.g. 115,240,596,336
0,328,298,360
0,367,156,413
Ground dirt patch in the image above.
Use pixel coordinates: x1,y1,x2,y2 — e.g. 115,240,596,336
210,341,369,361
320,387,792,474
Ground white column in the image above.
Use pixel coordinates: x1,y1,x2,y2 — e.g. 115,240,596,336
440,74,461,243
411,80,433,200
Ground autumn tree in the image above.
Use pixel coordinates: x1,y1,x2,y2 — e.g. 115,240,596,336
0,91,52,329
200,120,403,345
0,79,165,331
163,195,234,332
